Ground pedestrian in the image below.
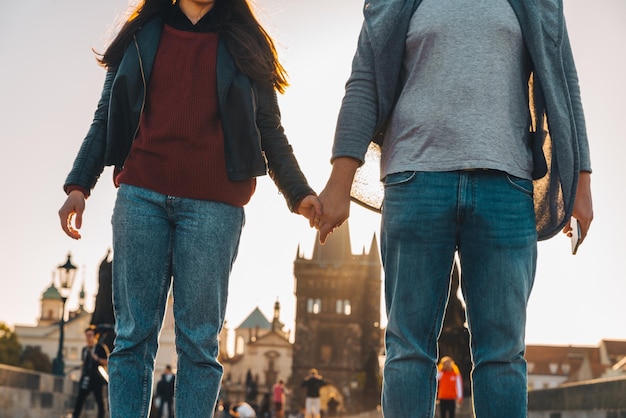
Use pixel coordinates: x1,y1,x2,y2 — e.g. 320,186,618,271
326,393,339,417
58,0,321,417
156,365,176,418
300,369,327,418
436,357,463,418
272,379,288,418
230,401,257,418
315,0,593,416
259,393,271,418
72,326,109,418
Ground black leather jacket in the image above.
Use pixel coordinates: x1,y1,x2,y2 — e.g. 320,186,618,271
64,17,314,212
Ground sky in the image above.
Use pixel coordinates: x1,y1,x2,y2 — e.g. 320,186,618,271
0,0,624,348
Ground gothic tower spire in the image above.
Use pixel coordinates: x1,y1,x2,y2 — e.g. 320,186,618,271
311,222,353,263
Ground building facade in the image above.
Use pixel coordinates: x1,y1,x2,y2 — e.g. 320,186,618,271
526,340,626,390
219,302,293,413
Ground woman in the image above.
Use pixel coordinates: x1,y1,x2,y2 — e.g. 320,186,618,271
58,0,320,416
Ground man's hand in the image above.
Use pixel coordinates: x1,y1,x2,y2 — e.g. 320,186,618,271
317,157,360,244
563,171,593,246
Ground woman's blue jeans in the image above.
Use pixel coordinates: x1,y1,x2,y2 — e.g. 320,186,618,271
380,171,537,418
108,184,244,418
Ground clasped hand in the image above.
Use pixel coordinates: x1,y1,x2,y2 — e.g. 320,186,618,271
297,187,350,244
300,157,360,244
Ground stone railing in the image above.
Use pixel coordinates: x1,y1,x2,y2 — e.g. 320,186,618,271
528,376,626,418
340,376,626,418
0,364,104,418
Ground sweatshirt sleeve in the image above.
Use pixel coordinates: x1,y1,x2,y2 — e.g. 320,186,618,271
561,23,591,173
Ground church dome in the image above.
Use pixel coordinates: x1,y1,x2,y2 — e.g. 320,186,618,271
42,284,61,300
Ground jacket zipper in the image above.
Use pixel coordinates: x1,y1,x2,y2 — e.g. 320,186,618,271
132,36,147,142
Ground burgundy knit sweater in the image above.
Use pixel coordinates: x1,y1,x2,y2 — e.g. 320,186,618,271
116,24,256,206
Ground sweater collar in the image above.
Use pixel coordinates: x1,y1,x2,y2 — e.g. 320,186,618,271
166,3,217,32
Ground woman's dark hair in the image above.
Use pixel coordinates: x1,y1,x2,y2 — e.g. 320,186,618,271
97,0,172,69
97,0,288,93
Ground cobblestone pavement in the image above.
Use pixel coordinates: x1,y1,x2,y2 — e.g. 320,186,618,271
342,410,383,418
341,403,474,418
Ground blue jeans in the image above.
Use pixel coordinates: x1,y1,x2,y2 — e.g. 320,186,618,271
109,184,244,418
380,171,537,418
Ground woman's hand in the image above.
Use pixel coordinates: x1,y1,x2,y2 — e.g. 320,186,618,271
58,190,86,239
295,194,323,227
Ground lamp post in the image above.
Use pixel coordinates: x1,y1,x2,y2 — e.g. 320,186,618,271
52,253,77,376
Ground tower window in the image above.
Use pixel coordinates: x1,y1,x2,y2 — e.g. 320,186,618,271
307,298,322,314
336,299,352,315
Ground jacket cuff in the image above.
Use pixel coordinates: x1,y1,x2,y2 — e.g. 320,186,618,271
289,190,317,213
64,184,90,198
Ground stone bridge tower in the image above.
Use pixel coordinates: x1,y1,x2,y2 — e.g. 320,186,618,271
292,221,382,412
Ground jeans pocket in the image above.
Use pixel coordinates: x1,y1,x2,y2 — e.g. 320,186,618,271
506,174,534,197
384,171,417,188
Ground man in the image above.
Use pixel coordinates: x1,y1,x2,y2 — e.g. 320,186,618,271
300,369,327,418
72,326,108,418
315,0,593,416
156,365,176,418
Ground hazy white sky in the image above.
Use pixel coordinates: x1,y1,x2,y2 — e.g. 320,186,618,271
0,0,624,347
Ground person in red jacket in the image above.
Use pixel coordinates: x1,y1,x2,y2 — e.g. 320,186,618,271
437,356,463,418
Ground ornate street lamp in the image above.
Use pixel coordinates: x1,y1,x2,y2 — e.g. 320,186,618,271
52,253,77,376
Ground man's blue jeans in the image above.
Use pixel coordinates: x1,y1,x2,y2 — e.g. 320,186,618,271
109,184,244,418
380,171,537,418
